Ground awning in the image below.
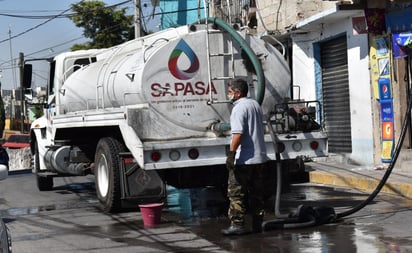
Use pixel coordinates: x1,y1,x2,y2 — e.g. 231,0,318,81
294,6,364,32
386,8,412,33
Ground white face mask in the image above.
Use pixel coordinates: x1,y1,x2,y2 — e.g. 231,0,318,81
227,94,235,101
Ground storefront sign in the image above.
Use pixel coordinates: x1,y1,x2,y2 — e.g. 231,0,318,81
352,16,367,35
381,121,394,140
392,33,412,58
385,8,412,33
380,99,393,122
378,78,392,100
369,35,395,162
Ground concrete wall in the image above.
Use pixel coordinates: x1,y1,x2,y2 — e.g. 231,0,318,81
253,0,375,165
7,147,31,171
256,0,337,33
291,11,374,165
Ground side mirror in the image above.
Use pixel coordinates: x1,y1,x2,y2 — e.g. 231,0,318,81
23,64,32,89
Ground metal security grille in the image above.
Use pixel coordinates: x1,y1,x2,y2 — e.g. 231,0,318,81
320,35,352,153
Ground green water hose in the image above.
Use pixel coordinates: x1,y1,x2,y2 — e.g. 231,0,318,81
201,17,266,133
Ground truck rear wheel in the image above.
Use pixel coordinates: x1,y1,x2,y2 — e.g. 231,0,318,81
95,137,125,213
34,140,53,191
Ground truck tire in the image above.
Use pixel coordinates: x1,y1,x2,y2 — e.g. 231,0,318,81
94,137,125,213
34,140,54,191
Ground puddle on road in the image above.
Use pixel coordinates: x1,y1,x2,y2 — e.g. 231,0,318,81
165,185,228,222
2,180,411,252
164,184,412,253
0,182,98,217
186,216,412,253
0,199,99,217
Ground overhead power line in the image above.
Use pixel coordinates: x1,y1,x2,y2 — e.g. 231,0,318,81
0,13,70,19
0,0,135,44
25,36,86,58
0,35,86,70
0,6,73,44
0,0,133,19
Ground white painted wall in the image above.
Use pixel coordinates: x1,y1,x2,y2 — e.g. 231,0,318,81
291,12,374,165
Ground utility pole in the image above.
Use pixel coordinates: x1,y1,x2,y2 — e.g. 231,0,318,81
0,80,5,139
134,0,141,38
18,52,24,133
9,26,17,89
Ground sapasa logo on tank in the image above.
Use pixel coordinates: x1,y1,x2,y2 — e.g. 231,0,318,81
150,39,217,98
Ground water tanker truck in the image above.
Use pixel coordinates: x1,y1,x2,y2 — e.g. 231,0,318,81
27,19,327,212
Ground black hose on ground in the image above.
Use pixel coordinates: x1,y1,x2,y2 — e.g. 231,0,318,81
263,89,412,231
264,114,338,231
336,87,412,218
262,204,336,229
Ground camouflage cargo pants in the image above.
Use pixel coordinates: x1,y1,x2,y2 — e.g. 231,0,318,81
227,162,272,225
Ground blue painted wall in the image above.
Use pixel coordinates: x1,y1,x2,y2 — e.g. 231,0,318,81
159,0,205,30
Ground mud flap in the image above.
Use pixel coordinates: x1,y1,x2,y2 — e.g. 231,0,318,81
119,153,166,208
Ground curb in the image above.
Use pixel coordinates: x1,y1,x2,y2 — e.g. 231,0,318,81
309,170,412,199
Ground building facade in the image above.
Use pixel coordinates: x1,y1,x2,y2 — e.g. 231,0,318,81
255,0,412,168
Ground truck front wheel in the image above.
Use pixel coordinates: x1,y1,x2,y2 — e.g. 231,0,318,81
34,140,53,191
94,137,125,213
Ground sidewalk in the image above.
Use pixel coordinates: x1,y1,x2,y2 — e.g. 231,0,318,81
306,160,412,199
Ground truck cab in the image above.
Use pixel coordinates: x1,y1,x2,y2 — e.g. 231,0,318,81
47,49,102,116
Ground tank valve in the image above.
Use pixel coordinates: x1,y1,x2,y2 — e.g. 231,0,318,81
211,122,231,135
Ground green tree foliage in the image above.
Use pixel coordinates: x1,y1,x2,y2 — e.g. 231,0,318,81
70,0,134,50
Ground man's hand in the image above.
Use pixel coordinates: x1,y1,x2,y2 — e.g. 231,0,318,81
226,151,236,170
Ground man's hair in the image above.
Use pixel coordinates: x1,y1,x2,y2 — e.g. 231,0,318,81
229,79,248,97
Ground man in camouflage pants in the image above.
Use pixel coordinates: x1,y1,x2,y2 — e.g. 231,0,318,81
222,79,270,236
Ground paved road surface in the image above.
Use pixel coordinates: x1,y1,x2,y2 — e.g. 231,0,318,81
1,171,411,252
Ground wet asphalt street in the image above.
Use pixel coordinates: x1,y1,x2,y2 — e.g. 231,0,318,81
0,170,411,252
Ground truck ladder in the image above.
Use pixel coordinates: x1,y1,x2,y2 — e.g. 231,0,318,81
203,0,235,105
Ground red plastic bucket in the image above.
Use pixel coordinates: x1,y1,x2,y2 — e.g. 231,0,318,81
139,203,163,228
